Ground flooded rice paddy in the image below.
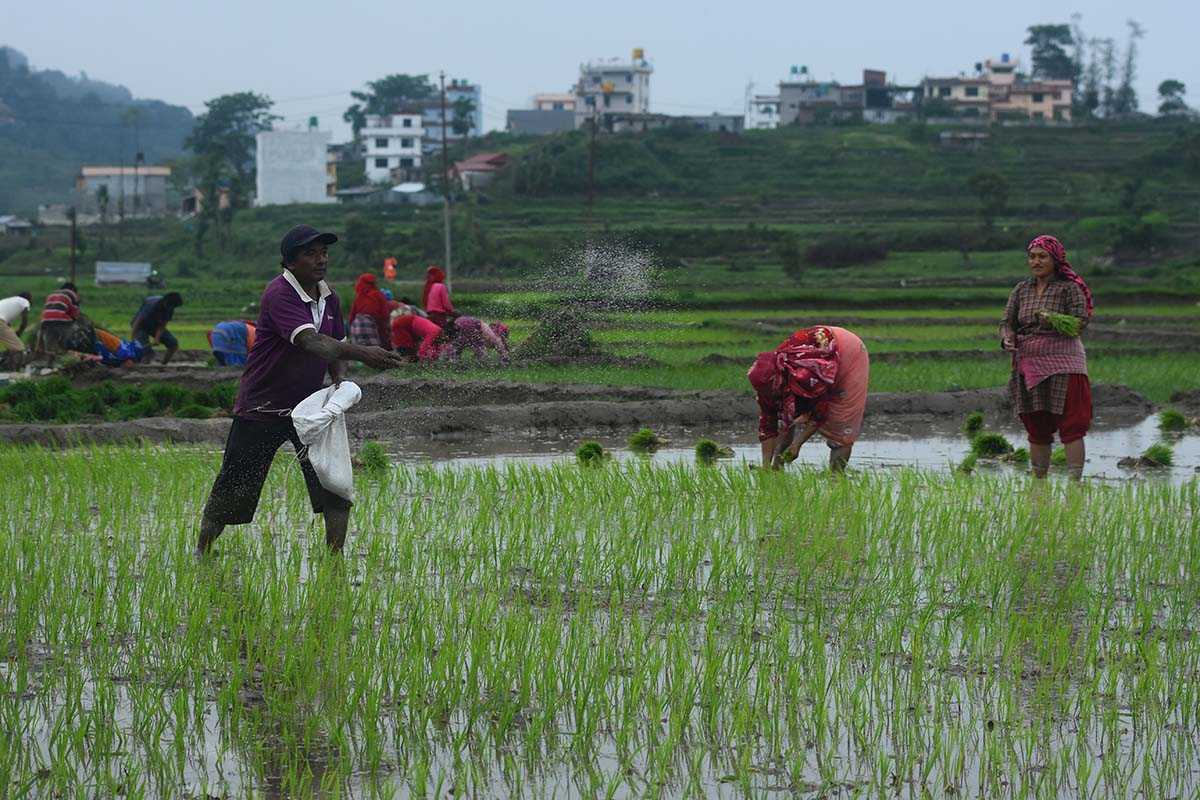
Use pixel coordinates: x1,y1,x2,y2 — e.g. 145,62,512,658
401,415,1200,486
2,437,1198,798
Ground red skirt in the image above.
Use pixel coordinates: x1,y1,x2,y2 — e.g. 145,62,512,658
1019,374,1092,445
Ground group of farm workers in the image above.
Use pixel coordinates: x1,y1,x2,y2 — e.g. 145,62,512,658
0,285,185,365
344,269,510,363
1,264,509,373
181,223,1094,557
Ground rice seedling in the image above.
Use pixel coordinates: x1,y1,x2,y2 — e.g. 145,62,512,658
694,438,733,464
628,427,666,453
1143,442,1174,466
1051,446,1068,465
2,445,1199,797
1004,447,1030,465
575,440,608,465
962,410,985,435
969,431,1014,457
957,452,978,473
1158,408,1189,432
357,440,390,475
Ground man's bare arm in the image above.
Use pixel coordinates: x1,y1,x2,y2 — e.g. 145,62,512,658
295,329,406,370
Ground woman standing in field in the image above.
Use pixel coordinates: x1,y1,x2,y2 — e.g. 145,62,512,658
348,273,391,348
748,325,870,471
422,265,455,328
1000,235,1093,480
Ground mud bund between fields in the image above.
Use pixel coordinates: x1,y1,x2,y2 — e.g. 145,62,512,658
0,368,1174,449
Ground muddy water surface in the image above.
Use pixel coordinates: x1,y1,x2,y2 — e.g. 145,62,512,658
390,416,1199,484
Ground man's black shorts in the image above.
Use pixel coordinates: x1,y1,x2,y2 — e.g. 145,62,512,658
202,416,351,525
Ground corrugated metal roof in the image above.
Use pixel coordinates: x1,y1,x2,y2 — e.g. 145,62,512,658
80,166,171,177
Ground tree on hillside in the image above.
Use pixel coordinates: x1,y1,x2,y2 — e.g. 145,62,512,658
343,74,435,136
966,171,1009,229
1111,20,1145,116
185,92,277,253
451,96,477,137
1025,24,1077,81
1158,80,1188,116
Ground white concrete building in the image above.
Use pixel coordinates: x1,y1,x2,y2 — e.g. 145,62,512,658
255,129,334,206
533,92,576,111
747,94,781,129
574,48,653,129
362,113,423,183
419,80,482,156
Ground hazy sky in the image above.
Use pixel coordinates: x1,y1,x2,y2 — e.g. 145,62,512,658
6,0,1194,140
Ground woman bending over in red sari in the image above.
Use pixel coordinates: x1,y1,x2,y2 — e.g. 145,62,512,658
748,325,870,471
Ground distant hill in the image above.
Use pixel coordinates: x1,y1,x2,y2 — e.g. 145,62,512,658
0,46,194,213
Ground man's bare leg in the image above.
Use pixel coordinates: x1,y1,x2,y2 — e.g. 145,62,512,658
829,444,853,473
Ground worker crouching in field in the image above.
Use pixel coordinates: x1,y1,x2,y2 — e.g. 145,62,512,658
748,325,870,471
389,301,442,361
37,282,86,355
196,225,408,557
1000,235,1093,481
0,292,31,352
131,292,183,365
207,320,257,367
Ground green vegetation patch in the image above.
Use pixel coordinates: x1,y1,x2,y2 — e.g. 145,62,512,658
0,377,235,423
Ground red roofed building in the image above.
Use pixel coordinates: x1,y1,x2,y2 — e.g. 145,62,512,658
451,152,509,191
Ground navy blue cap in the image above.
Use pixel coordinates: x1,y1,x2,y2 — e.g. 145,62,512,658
280,224,337,261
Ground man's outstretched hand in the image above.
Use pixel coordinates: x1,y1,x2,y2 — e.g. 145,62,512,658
360,346,409,370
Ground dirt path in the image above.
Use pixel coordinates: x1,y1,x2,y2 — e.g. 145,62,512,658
0,378,1155,448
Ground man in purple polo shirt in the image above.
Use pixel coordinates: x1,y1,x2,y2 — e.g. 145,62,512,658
196,224,407,556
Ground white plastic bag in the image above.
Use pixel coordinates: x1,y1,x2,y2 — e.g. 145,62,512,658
291,382,362,502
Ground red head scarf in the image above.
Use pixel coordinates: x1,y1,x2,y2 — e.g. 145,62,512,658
422,265,447,308
1027,235,1093,317
349,272,389,323
748,326,840,427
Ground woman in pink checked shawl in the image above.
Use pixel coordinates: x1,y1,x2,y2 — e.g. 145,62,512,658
1000,235,1093,480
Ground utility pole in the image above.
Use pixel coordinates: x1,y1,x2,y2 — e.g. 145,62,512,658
587,83,612,228
132,109,142,217
439,71,452,289
68,206,77,285
586,114,597,227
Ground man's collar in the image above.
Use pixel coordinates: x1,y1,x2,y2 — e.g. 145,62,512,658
282,268,331,303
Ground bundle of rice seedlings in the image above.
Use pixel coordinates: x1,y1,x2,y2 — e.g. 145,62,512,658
970,432,1014,457
695,439,734,464
628,428,666,453
576,441,609,466
1042,312,1082,337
